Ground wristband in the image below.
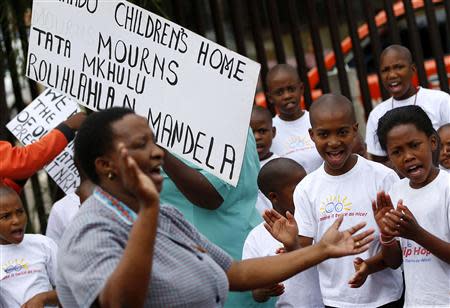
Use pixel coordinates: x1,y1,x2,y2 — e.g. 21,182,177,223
379,234,396,246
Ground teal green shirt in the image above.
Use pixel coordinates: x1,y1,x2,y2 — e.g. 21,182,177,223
161,129,263,307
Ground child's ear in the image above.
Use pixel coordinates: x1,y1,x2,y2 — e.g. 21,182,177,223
268,191,277,204
430,133,438,151
352,122,359,133
308,128,315,142
272,126,276,138
410,63,417,74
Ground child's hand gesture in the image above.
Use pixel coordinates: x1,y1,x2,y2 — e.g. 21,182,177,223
383,204,421,241
372,191,396,235
348,257,369,288
253,283,285,302
263,209,299,251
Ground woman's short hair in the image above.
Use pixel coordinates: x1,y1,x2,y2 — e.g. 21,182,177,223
74,107,134,184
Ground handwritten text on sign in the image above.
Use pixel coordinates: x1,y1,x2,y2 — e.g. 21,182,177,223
7,88,80,193
27,0,260,186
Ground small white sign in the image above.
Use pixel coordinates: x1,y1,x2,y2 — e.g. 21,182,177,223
26,0,260,186
7,88,80,193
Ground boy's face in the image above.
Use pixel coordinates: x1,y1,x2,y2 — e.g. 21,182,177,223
272,170,305,216
267,71,304,121
0,193,27,245
250,112,275,161
386,124,437,189
380,50,416,99
309,108,358,176
439,127,450,169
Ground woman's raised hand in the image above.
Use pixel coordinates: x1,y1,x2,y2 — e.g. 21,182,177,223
117,143,159,208
318,215,374,258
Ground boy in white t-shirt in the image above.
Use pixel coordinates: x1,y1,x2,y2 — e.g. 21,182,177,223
268,64,323,173
365,44,450,163
243,158,323,308
250,105,279,215
0,185,59,307
292,94,403,307
438,123,450,172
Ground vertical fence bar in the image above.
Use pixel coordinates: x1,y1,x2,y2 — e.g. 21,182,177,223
383,0,401,45
423,0,449,92
343,0,372,117
247,0,269,89
305,0,330,93
266,0,286,64
445,0,450,51
0,36,9,141
286,0,312,108
325,0,352,100
11,0,39,99
228,0,247,56
171,0,185,27
363,0,390,100
192,0,206,36
402,0,428,87
209,0,227,46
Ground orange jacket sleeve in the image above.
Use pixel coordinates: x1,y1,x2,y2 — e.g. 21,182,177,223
0,128,69,180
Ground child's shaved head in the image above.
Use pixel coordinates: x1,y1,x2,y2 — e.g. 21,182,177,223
309,94,356,127
380,45,413,65
252,105,273,123
266,64,300,85
258,158,306,197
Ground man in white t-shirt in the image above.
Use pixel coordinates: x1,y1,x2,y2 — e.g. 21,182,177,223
365,45,450,163
46,192,80,245
294,94,402,307
268,64,323,174
46,171,94,245
243,158,323,308
0,185,59,307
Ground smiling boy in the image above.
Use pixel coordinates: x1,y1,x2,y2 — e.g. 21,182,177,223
268,64,323,173
365,45,450,163
293,94,402,307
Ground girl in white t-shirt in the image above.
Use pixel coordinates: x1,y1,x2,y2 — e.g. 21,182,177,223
0,185,59,307
372,105,450,307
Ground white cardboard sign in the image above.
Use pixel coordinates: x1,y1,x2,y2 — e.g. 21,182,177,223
26,0,260,186
7,88,80,193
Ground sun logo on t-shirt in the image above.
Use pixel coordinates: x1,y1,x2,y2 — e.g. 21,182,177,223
320,195,352,214
286,136,315,151
1,258,29,274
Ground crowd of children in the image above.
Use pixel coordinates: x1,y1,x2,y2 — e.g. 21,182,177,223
1,44,449,308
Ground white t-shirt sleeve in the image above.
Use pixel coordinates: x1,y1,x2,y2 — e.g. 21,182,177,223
242,228,259,259
293,183,316,238
439,93,450,125
46,207,64,244
365,110,386,157
44,237,58,286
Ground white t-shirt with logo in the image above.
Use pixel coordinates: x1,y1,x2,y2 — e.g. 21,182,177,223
255,154,280,215
366,87,450,156
0,234,57,307
243,223,324,308
389,171,450,307
294,156,402,307
46,193,80,245
271,112,323,174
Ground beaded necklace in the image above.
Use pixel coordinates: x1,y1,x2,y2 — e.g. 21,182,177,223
94,187,137,225
391,87,419,110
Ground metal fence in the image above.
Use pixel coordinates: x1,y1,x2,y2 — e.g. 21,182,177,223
1,0,449,232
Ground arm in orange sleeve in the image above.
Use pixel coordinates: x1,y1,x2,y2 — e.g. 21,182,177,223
0,124,72,180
